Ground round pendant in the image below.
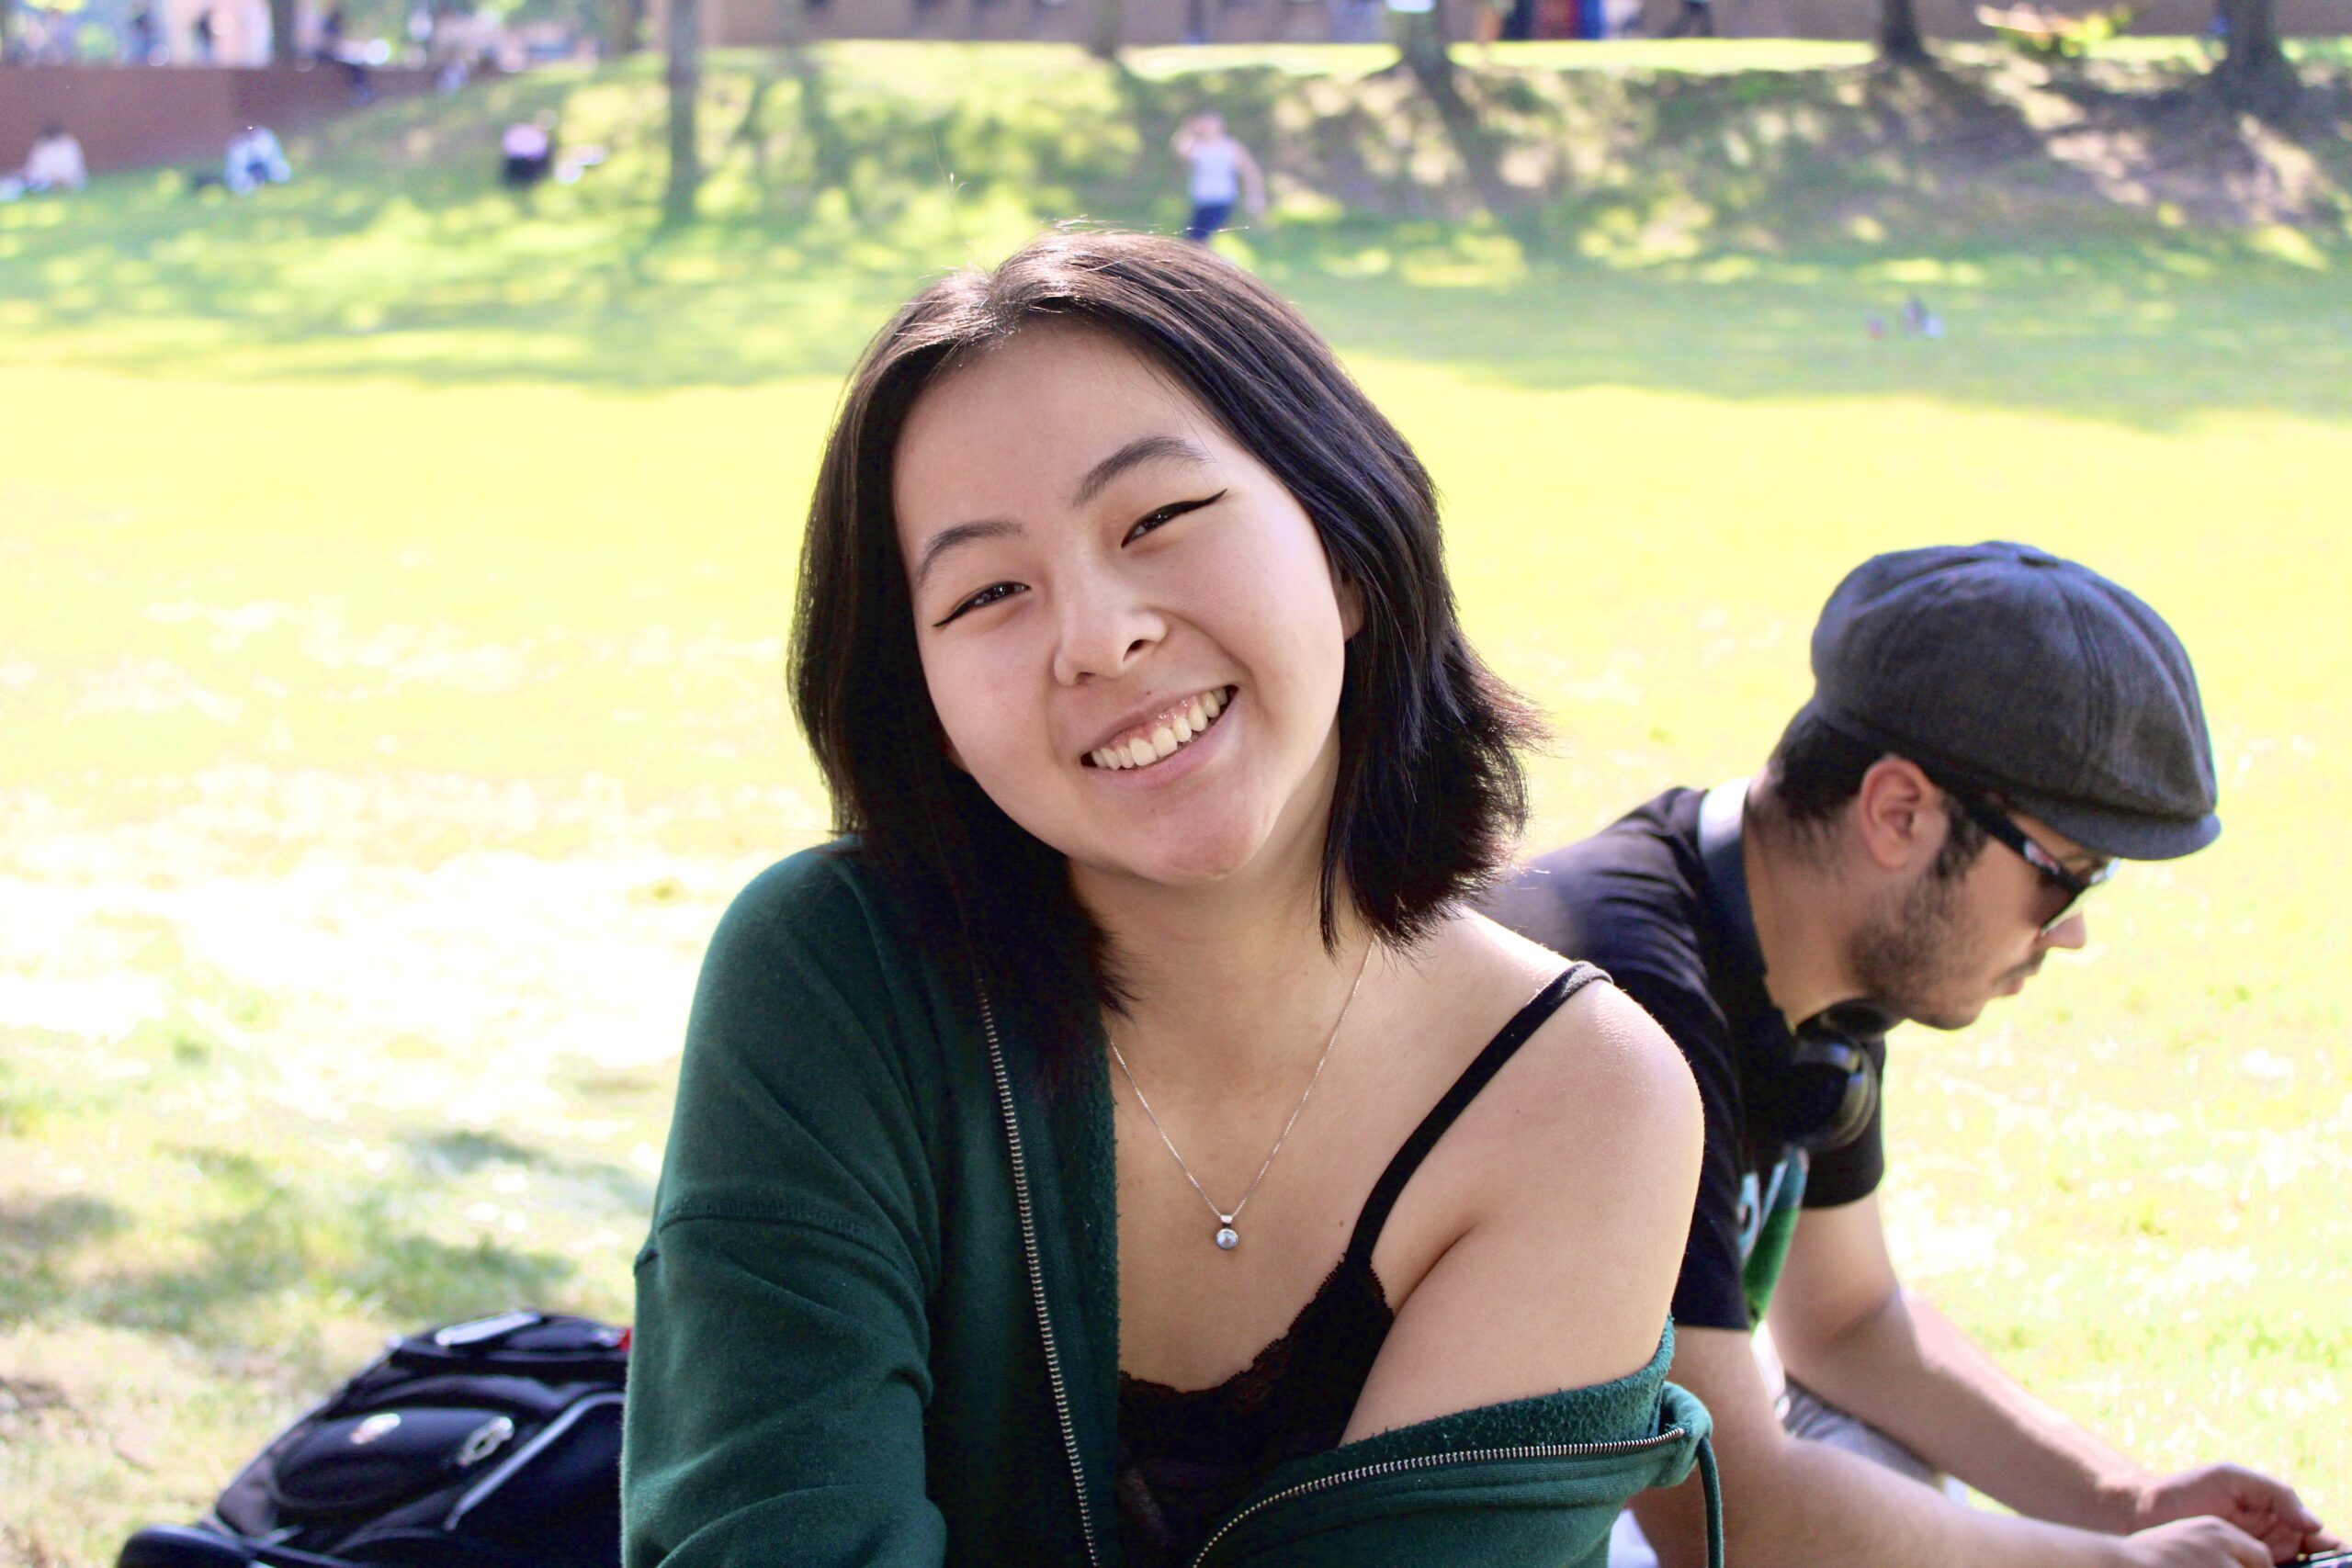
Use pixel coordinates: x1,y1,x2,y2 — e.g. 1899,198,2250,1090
1214,1225,1239,1250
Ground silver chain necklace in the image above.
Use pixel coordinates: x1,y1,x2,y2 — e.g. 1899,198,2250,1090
1109,942,1373,1252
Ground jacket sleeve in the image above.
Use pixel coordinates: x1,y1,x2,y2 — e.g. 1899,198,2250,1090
623,858,949,1568
1198,1354,1721,1568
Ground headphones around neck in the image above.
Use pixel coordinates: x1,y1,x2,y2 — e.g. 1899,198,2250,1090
1697,782,1883,1155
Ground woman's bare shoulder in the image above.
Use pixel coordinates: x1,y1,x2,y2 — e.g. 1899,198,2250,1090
1340,911,1702,1438
1430,908,1700,1140
1402,908,1701,1254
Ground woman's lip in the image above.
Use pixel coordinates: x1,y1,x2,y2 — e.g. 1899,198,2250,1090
1085,690,1237,788
1080,685,1232,761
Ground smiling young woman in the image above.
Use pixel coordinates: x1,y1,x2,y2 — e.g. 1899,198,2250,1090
621,231,1719,1568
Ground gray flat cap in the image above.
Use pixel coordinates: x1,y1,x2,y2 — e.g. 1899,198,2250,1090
1801,541,2220,861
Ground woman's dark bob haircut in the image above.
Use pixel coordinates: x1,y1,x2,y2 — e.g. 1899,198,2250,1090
790,230,1541,1070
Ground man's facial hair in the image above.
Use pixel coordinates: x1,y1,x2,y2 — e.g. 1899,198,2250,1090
1849,863,1979,1031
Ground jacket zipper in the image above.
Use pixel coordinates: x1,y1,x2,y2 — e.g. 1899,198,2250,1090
978,987,1104,1568
1185,1428,1689,1568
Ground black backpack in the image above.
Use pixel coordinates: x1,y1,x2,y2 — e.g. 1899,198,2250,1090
119,1311,628,1568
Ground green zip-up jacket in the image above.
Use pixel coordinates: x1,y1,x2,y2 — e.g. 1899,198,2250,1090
624,847,1722,1568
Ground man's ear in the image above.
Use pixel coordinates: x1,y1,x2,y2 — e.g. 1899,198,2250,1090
1852,757,1943,874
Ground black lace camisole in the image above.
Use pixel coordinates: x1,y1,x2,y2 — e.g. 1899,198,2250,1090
1114,964,1606,1568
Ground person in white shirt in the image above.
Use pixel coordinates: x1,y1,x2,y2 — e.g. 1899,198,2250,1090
502,114,555,188
21,125,88,194
1171,111,1266,243
225,126,290,195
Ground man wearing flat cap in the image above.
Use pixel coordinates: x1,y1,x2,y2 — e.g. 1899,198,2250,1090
1487,544,2337,1568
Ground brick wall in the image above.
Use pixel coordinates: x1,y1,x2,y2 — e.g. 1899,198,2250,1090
1,64,436,178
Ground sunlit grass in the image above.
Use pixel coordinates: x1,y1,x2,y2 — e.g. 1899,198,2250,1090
3,40,2348,1563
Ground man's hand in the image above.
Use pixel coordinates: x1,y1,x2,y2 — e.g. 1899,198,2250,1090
2120,1515,2278,1568
2131,1465,2339,1563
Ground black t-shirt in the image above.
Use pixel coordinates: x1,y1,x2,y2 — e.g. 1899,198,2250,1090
1483,787,1887,1332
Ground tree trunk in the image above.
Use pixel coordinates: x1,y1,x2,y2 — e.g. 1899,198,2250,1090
1877,0,1928,64
2213,0,2296,112
732,69,782,200
612,0,648,53
1087,0,1122,60
1383,0,1439,78
1394,0,1529,242
270,0,297,62
662,0,703,227
0,0,18,64
795,52,861,218
781,0,859,213
1395,0,1448,83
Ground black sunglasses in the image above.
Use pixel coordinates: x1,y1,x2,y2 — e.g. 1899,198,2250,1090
1947,793,2112,934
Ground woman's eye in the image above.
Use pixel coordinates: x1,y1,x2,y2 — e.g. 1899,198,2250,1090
933,582,1024,627
1124,489,1227,547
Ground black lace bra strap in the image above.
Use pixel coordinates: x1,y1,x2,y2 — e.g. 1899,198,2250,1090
1340,964,1610,1272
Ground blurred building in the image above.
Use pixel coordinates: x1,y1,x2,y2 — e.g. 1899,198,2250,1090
155,0,276,62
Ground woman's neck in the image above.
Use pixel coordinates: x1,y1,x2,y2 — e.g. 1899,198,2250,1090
1074,846,1377,1099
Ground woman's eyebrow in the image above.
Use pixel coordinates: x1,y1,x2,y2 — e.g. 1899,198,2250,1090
913,518,1022,592
1069,434,1214,508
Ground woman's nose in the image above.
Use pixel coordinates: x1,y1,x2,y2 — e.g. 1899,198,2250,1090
1051,578,1165,686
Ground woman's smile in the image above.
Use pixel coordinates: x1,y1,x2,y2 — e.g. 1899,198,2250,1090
1078,686,1240,797
1084,685,1235,773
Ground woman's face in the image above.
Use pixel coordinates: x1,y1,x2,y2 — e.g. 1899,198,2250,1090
893,324,1359,898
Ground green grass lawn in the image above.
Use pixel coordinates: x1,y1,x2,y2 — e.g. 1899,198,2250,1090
2,42,2347,1562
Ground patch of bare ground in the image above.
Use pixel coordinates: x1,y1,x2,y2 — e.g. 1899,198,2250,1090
0,1371,73,1419
0,1528,70,1568
2021,63,2352,226
1200,51,2351,246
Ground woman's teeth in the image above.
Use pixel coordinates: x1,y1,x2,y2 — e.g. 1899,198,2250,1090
1090,688,1227,771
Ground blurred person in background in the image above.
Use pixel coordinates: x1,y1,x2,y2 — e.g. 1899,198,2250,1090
127,5,160,62
501,113,556,189
8,123,88,197
224,126,290,195
1655,0,1713,35
1172,110,1266,243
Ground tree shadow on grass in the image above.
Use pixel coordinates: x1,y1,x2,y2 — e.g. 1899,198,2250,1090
1232,54,2352,427
1,49,2346,428
406,1127,555,1176
0,1195,136,1326
402,1126,656,1213
0,1193,132,1254
1257,245,2352,430
5,1145,590,1360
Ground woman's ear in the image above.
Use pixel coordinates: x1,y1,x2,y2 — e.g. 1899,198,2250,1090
1334,569,1366,641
